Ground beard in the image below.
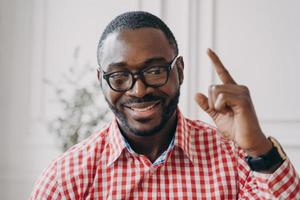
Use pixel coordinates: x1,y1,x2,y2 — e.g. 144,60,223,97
105,90,180,137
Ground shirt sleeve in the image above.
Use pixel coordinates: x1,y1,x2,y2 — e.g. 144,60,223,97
238,150,300,199
29,160,62,200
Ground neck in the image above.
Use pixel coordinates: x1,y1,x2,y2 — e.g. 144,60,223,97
119,111,177,163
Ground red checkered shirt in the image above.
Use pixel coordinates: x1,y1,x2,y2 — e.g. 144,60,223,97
30,109,300,199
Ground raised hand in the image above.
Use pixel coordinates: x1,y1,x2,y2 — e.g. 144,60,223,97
195,49,272,157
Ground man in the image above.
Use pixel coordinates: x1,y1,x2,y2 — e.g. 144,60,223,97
30,11,300,199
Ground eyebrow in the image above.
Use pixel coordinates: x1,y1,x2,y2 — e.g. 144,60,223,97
105,56,169,72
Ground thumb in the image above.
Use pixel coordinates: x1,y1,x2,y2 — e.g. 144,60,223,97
194,93,210,113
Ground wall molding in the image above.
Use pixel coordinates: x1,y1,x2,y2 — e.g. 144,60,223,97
30,0,47,126
190,0,216,121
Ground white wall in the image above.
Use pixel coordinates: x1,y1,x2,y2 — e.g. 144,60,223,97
0,0,299,199
213,0,300,171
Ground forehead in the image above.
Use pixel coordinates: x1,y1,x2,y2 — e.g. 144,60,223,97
100,28,175,71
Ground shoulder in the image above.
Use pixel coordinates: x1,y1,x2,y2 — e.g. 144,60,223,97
59,124,111,165
30,123,111,199
55,124,111,179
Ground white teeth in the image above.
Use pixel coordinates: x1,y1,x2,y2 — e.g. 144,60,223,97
130,103,157,112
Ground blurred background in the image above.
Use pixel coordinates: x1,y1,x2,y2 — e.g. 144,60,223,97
1,0,300,199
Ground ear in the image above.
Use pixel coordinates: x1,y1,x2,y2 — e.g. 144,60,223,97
176,56,184,85
97,68,102,88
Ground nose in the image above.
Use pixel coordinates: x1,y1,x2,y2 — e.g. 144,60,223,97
126,78,148,98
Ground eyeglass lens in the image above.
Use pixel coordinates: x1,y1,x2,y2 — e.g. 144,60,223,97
109,66,169,91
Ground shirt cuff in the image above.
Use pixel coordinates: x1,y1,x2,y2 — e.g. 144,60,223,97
252,158,300,199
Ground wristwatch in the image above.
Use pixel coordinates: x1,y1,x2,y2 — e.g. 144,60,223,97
245,136,286,172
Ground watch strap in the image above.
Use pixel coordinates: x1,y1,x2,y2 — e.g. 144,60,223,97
245,136,286,172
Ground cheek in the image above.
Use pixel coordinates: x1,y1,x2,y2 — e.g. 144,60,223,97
162,71,180,94
102,84,123,107
101,79,118,106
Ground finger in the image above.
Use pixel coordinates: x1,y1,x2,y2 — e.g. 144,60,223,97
195,93,210,112
209,85,237,112
207,48,237,84
210,84,251,112
195,93,218,118
214,93,233,112
208,86,215,110
214,92,246,112
211,84,250,97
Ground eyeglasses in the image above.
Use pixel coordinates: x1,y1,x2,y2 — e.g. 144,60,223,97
98,55,180,92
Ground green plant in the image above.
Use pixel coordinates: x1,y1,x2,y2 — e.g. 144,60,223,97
45,47,110,151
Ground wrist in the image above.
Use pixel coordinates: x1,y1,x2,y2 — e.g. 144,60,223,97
244,136,273,157
245,136,286,173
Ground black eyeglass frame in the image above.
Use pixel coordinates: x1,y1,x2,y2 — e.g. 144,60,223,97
98,55,180,92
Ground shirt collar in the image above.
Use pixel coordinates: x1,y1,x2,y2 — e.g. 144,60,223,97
107,118,127,166
173,108,196,164
106,108,195,166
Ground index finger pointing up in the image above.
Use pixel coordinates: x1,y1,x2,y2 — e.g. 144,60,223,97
207,48,237,84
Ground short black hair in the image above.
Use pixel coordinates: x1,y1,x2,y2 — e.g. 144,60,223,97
97,11,178,65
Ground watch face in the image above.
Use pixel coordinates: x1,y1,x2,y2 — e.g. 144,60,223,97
247,156,269,171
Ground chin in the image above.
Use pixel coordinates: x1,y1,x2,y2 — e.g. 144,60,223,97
109,89,180,137
126,118,165,137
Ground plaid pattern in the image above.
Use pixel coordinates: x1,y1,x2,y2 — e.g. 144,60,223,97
30,109,300,199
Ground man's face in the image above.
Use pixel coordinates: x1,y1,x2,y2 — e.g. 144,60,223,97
99,28,184,136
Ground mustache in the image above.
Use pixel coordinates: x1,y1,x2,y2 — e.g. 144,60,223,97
121,94,164,105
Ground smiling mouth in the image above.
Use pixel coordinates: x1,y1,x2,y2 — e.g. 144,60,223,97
128,101,160,112
124,100,161,119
